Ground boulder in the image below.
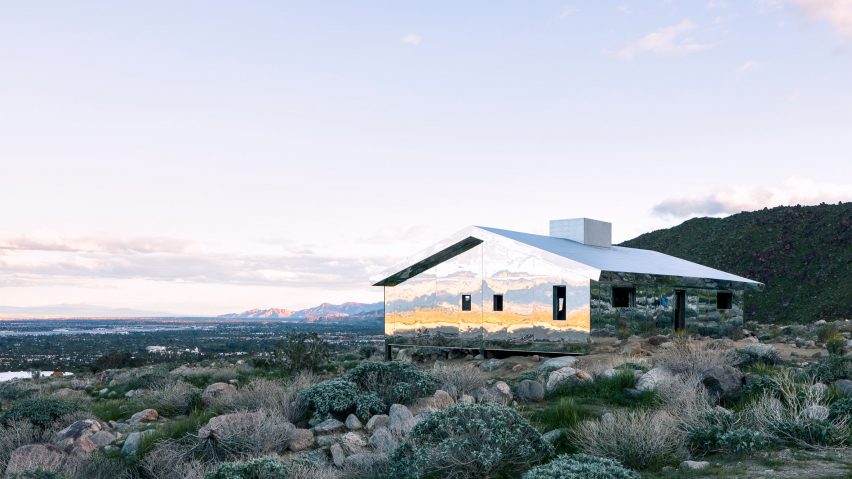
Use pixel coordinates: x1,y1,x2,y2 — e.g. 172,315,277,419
479,358,503,372
680,460,710,471
368,426,398,453
433,390,455,409
487,381,513,405
201,382,238,407
330,443,346,468
470,387,489,403
89,430,117,447
345,414,363,430
601,412,614,424
52,388,77,398
700,366,744,403
531,355,541,362
540,429,566,444
121,430,155,456
365,414,389,432
341,431,367,454
516,379,545,402
128,408,159,426
834,379,852,397
538,356,578,372
6,444,67,474
53,419,104,457
388,404,415,437
546,367,584,391
312,418,346,434
801,405,829,421
636,368,672,392
288,428,314,451
440,383,459,400
316,435,339,447
647,335,670,346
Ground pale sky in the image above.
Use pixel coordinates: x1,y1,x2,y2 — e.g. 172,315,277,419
1,1,851,316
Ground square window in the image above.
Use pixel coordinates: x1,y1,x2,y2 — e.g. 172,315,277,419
493,294,504,312
612,287,634,308
461,294,472,311
553,286,567,320
717,292,733,310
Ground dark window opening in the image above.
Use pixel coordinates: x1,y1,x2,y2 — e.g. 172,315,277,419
461,294,471,311
493,294,504,312
717,292,733,310
553,286,567,321
612,287,635,308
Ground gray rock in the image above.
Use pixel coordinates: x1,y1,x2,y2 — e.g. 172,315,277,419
538,356,578,372
623,388,643,399
345,414,363,430
388,404,415,437
440,383,459,400
700,365,744,403
636,367,671,392
546,367,579,391
89,430,117,447
201,382,237,408
474,354,484,360
541,429,566,444
433,390,455,409
601,412,614,424
122,430,156,456
53,419,104,457
811,383,828,396
128,408,159,426
471,387,489,403
479,358,503,372
316,435,339,447
330,443,346,468
600,368,620,379
6,444,67,474
313,418,346,434
288,428,314,451
487,381,513,405
834,379,852,397
680,460,710,471
365,414,389,432
531,354,541,362
516,379,545,402
341,431,367,454
801,405,829,421
368,426,398,453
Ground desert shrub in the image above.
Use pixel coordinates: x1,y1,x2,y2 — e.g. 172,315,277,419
719,428,769,454
358,346,378,359
826,335,847,356
193,410,293,461
345,361,438,406
529,398,594,432
225,373,317,423
829,398,852,421
0,384,37,402
685,411,767,456
804,356,852,383
733,344,781,368
268,333,331,373
140,381,201,417
341,453,390,479
430,363,485,395
815,323,839,343
299,379,384,421
572,409,684,470
205,455,290,479
741,375,778,403
70,451,139,479
1,397,82,430
6,470,64,479
655,337,734,381
389,403,552,479
521,453,639,479
140,437,209,479
0,420,41,472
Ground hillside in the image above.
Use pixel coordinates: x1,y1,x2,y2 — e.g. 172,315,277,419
620,203,851,323
220,301,383,321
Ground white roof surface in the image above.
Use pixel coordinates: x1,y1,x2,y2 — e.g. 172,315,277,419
478,226,761,285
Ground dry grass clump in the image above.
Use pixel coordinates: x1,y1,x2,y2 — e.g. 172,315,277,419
293,461,343,479
221,372,317,422
193,409,294,461
572,409,685,470
430,363,485,395
654,337,734,382
0,420,40,474
656,380,714,429
141,438,210,479
138,381,200,417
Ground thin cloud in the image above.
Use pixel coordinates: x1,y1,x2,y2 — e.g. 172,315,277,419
793,0,852,38
401,33,423,46
558,6,579,18
607,19,714,59
652,177,852,218
736,59,759,73
616,4,630,14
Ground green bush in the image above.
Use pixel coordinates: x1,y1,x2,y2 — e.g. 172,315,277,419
741,375,778,402
826,336,846,356
549,369,653,407
0,383,36,402
268,333,331,372
298,378,384,421
390,403,552,479
718,428,768,454
522,454,640,479
345,361,438,406
1,397,81,429
815,323,839,343
773,420,842,447
734,345,780,368
804,356,852,383
205,455,290,479
529,397,594,432
6,470,63,479
829,397,852,421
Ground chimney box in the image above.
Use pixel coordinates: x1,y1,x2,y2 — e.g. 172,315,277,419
549,218,612,247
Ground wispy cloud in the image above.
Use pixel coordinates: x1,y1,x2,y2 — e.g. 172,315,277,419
607,19,714,59
401,33,423,46
616,4,630,14
736,59,759,73
793,0,852,38
558,6,579,18
652,177,852,218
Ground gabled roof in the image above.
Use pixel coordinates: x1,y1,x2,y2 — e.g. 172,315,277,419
373,225,763,288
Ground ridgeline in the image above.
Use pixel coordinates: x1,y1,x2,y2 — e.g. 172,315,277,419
620,203,851,323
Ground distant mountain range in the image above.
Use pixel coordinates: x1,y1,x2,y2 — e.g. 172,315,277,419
621,203,851,323
219,301,383,322
0,304,176,319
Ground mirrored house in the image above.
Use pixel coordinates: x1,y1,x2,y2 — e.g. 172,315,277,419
373,218,763,356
